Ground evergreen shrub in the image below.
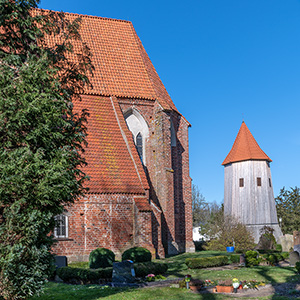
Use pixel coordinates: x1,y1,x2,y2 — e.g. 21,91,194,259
295,261,300,273
122,247,151,263
245,250,260,267
282,252,289,260
194,241,206,251
89,248,115,269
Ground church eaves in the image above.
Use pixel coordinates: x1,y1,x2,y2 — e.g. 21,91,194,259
222,121,272,166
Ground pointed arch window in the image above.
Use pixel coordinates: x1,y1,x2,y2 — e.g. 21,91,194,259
136,132,143,162
124,109,149,165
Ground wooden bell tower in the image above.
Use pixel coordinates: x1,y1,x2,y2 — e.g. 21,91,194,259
222,122,282,242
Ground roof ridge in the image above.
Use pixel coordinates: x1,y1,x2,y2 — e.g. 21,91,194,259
37,8,132,24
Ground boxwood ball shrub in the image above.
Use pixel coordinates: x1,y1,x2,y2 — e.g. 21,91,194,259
89,248,115,269
245,250,260,267
122,247,152,263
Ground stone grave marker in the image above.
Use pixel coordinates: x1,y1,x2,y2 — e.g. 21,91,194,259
294,244,300,256
239,254,246,266
54,256,68,282
111,260,136,287
54,256,68,268
289,251,300,267
293,231,300,246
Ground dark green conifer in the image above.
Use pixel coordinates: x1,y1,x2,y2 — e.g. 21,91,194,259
0,1,92,298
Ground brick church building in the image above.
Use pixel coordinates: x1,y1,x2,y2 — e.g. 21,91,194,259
46,11,194,261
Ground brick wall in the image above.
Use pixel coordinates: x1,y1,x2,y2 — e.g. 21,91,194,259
52,193,154,262
119,99,194,255
53,97,194,261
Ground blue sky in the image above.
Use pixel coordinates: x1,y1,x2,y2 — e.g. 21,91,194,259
40,0,300,204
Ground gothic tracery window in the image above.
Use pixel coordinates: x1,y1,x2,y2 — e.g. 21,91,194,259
124,109,149,165
136,132,143,161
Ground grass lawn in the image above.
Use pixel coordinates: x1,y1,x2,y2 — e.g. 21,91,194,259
29,282,295,300
29,251,300,300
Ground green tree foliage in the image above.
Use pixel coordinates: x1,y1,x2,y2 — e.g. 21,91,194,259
275,187,300,234
0,1,92,299
204,215,255,251
192,184,209,227
192,184,223,237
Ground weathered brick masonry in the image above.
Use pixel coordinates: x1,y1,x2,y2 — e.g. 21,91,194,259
44,10,194,261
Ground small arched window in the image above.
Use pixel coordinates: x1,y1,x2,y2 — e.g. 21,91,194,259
124,109,149,165
136,132,143,162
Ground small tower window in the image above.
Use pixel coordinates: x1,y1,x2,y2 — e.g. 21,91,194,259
269,178,272,187
239,178,244,187
136,132,143,162
257,177,262,187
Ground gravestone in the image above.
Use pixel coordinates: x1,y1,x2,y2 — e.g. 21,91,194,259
239,254,246,266
54,256,68,283
54,256,68,268
294,244,300,256
111,261,136,287
289,251,300,267
280,234,293,252
293,231,300,246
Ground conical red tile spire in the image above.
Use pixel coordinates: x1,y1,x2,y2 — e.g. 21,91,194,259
222,122,272,165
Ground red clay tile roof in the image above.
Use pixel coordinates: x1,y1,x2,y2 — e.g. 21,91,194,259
76,95,149,194
37,9,178,112
134,196,152,212
222,121,272,165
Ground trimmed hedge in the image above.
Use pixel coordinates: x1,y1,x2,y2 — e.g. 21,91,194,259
122,247,152,263
229,254,240,263
56,267,113,284
56,262,168,284
185,256,229,269
185,254,241,269
134,262,168,277
261,252,289,265
89,248,115,269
